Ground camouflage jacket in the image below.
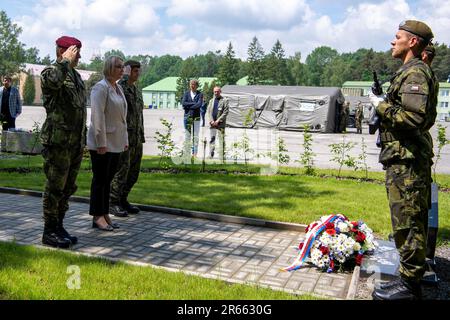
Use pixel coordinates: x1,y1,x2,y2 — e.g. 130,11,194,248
376,57,437,165
118,76,145,146
40,59,87,148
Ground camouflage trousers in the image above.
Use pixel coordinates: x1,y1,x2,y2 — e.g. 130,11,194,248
355,119,362,133
110,142,143,205
42,145,83,229
385,161,430,281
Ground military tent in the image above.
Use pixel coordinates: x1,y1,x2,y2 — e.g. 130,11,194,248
221,85,345,133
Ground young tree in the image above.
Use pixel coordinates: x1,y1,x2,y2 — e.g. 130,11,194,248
287,52,306,86
246,36,265,85
217,42,240,86
23,72,36,105
0,11,26,76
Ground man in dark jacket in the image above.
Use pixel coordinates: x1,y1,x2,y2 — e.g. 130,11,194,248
181,79,203,156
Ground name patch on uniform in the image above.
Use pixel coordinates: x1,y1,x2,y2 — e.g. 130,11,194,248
410,85,420,91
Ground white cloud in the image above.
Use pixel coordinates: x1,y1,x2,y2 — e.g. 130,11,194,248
166,0,313,30
10,0,450,64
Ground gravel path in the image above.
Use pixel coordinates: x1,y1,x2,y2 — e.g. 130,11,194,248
356,245,450,300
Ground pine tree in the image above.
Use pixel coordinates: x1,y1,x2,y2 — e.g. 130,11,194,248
175,57,199,104
246,37,265,85
217,42,240,86
23,72,35,105
266,40,290,85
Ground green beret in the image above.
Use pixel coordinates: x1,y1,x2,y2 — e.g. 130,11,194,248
124,60,141,68
399,20,434,43
425,44,435,56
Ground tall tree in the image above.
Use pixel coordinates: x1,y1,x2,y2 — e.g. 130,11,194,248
265,39,291,85
246,36,265,85
0,10,26,75
304,46,338,86
175,57,199,103
41,55,53,66
23,72,36,105
24,47,41,64
217,42,240,86
287,52,306,85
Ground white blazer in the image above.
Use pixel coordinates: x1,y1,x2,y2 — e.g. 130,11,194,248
87,79,128,153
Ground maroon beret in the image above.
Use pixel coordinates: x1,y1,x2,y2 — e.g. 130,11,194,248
55,36,82,49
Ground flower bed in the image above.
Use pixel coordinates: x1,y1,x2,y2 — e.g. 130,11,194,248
283,214,378,273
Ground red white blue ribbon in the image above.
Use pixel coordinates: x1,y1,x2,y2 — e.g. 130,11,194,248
281,214,339,272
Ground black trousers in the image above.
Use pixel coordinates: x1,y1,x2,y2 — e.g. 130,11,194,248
89,151,120,217
1,114,15,131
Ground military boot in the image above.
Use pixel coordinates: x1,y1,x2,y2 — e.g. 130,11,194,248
372,278,422,300
110,204,129,217
42,225,71,249
121,199,140,214
58,214,78,245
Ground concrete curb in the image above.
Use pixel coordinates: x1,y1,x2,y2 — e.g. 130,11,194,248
346,266,360,300
0,186,306,232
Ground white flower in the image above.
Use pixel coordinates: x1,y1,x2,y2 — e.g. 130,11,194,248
337,222,349,233
353,242,362,251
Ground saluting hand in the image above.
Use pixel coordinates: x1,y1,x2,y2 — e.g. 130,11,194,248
61,45,79,64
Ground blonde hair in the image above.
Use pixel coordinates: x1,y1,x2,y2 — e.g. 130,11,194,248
103,55,123,79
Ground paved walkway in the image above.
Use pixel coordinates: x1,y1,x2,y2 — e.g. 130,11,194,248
0,192,354,299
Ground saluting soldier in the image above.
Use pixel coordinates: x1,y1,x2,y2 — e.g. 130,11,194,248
372,21,437,300
40,36,86,248
109,60,145,217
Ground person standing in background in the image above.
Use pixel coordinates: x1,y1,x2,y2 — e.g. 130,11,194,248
0,75,22,131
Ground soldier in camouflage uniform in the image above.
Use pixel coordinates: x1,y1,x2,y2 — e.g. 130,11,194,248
372,21,437,300
109,60,145,216
355,101,363,134
40,36,86,248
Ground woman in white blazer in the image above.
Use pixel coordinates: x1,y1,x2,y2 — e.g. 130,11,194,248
87,56,128,231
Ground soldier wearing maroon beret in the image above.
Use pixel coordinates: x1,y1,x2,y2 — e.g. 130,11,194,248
39,36,86,248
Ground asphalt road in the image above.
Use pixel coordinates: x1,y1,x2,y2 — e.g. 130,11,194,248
12,106,450,173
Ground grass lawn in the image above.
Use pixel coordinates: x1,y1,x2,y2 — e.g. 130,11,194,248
1,154,449,241
0,241,316,300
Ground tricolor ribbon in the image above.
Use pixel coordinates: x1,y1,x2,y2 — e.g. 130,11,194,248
281,214,340,272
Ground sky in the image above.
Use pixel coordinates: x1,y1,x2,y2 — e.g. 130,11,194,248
2,0,449,64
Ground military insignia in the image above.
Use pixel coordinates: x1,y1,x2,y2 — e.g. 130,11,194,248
411,85,420,91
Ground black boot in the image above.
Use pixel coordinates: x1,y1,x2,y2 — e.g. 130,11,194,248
372,278,422,300
121,199,140,214
57,225,78,245
110,204,128,217
42,226,71,249
57,213,78,245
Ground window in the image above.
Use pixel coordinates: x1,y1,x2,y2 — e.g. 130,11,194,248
440,102,449,108
441,90,450,97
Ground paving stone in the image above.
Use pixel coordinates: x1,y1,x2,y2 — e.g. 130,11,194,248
0,192,354,299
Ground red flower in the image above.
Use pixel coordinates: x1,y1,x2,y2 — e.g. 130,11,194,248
326,229,336,236
356,232,366,243
298,242,304,250
330,259,335,270
351,221,359,227
355,254,363,265
320,246,330,255
326,222,334,230
351,228,359,233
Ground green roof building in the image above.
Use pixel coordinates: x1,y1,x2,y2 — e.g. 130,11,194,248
142,77,217,109
342,81,450,121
